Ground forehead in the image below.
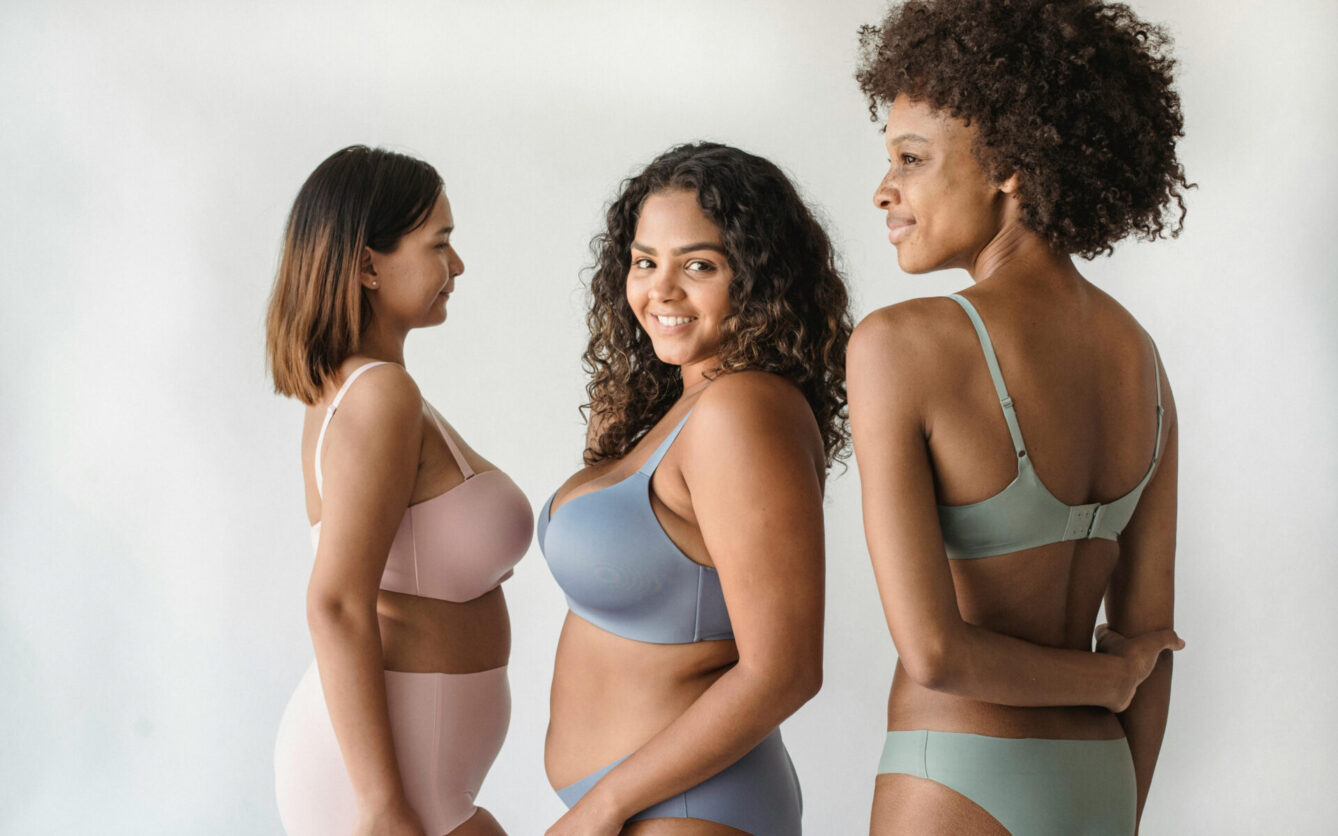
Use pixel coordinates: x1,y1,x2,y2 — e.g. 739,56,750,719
883,94,974,148
634,189,722,242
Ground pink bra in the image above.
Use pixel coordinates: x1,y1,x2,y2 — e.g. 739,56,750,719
311,362,532,603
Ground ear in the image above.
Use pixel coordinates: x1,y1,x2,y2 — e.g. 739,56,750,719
359,246,379,289
998,172,1021,195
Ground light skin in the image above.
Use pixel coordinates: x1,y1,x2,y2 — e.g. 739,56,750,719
302,192,508,836
853,95,1181,834
544,190,826,835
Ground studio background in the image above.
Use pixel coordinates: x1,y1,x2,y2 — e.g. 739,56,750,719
2,0,1334,832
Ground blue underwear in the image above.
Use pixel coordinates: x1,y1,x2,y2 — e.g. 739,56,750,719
557,728,802,835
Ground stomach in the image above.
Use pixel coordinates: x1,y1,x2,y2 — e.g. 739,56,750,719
545,611,739,788
376,585,511,674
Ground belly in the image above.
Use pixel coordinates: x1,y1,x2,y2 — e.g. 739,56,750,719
376,586,511,673
545,611,738,789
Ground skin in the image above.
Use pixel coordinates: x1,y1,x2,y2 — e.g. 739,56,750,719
544,190,826,835
852,95,1181,834
301,193,509,836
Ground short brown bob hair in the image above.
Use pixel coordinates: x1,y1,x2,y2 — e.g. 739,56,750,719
265,145,442,404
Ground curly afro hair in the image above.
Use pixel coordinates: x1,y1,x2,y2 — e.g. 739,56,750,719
582,142,853,468
856,0,1192,258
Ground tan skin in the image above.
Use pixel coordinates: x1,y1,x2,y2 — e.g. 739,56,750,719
302,193,507,836
852,95,1183,834
544,190,826,836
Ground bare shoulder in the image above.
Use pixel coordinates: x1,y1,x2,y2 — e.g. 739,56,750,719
849,297,966,399
329,362,422,436
689,371,820,456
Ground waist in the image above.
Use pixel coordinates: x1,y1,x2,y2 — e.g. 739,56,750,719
376,586,511,674
546,611,737,787
886,664,1123,740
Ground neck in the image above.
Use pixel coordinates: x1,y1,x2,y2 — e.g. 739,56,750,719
968,222,1077,286
679,356,720,391
357,316,409,366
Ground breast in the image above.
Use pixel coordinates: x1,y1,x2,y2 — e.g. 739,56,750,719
381,470,533,603
540,475,731,645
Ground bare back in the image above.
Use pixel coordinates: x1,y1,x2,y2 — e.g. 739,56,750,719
876,280,1169,739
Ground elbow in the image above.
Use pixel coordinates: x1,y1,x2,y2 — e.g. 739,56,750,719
305,587,376,640
758,653,824,716
898,631,958,691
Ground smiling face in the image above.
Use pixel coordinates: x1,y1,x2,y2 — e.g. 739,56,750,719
626,189,734,383
363,191,463,330
873,94,1017,274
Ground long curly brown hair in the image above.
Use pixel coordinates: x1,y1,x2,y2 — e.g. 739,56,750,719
856,0,1192,258
582,142,853,468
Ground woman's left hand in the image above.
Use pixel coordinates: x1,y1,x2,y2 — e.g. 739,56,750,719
544,799,624,836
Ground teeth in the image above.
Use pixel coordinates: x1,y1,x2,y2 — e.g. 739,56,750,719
655,315,695,326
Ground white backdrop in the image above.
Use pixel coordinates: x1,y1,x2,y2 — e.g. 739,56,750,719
2,1,1335,833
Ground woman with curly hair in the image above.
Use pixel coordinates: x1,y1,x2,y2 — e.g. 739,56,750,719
269,146,530,836
850,1,1190,833
537,142,852,835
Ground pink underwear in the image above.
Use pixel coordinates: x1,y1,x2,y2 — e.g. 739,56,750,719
274,662,509,835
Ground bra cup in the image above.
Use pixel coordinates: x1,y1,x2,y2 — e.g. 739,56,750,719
408,473,534,602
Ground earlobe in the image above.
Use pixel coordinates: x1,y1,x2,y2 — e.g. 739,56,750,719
359,247,379,290
999,173,1021,195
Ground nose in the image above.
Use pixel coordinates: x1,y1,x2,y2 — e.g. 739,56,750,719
450,247,464,278
873,168,899,210
647,264,683,302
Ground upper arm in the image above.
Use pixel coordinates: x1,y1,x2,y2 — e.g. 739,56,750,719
309,366,423,607
847,308,966,681
1107,363,1178,635
683,374,826,682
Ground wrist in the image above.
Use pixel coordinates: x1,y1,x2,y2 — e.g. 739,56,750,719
580,778,631,826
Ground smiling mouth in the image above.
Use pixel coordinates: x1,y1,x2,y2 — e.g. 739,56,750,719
654,315,696,327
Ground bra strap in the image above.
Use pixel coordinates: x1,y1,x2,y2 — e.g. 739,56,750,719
1149,336,1165,462
426,405,475,479
947,295,1027,456
314,361,392,497
638,411,694,476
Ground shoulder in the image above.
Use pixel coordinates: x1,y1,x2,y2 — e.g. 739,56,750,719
849,297,967,391
330,362,422,436
688,371,820,457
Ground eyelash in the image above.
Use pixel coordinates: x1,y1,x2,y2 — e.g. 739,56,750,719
631,257,715,273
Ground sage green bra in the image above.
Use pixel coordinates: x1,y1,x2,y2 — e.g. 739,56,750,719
937,294,1164,559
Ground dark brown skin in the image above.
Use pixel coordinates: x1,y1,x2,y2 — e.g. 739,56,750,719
852,96,1180,834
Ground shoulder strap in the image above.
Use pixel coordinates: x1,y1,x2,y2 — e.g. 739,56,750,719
314,361,393,497
638,410,694,476
1149,336,1165,463
426,404,475,479
947,295,1027,456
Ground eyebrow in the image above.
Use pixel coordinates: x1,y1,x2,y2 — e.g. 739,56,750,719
887,132,931,145
631,240,727,256
436,226,454,236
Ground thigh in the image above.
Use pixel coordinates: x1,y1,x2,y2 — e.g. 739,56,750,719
623,819,747,836
870,773,1009,836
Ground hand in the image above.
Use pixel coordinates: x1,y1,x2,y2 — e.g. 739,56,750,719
354,797,427,836
545,795,625,836
1095,623,1185,713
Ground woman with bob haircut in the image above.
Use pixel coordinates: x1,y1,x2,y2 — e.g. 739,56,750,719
268,146,531,836
849,1,1191,833
537,141,852,835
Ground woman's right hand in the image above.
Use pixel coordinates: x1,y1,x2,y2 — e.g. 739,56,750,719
354,798,427,836
1095,623,1185,713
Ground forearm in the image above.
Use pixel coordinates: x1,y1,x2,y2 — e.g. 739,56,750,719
308,602,405,808
1117,653,1172,827
579,663,818,821
918,622,1126,709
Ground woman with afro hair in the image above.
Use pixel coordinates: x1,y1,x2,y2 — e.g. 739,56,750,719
538,142,851,835
849,1,1191,833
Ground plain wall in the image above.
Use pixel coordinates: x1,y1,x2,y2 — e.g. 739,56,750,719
2,0,1335,832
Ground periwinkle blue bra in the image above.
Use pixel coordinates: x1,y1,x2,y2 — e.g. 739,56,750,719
937,294,1164,559
537,411,733,644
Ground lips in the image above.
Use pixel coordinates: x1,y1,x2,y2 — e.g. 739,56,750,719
887,217,915,245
